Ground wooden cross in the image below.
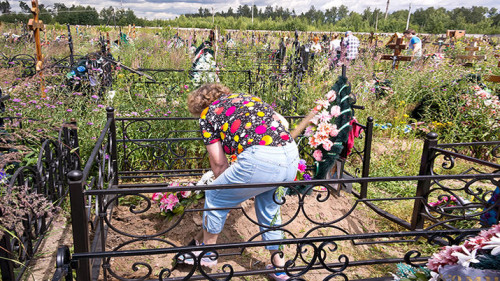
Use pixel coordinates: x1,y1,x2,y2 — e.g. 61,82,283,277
106,32,111,55
432,39,450,53
485,54,500,83
368,32,378,48
456,41,486,65
27,0,45,97
380,33,412,69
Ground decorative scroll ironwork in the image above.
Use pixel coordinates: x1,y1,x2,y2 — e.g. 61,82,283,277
52,113,499,281
0,123,79,281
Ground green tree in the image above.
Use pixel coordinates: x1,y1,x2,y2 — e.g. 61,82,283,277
0,0,11,14
19,1,29,13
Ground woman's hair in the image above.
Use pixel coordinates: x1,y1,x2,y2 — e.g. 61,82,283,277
187,83,231,116
404,29,416,35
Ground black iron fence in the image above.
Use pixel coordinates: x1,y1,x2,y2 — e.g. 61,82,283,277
51,109,499,281
0,122,80,281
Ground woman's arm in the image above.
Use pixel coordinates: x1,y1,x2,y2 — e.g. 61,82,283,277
206,142,229,179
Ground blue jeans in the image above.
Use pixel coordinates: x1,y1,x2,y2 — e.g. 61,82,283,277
203,141,299,250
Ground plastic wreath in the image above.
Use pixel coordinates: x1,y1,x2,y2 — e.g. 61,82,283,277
304,75,354,180
427,224,500,276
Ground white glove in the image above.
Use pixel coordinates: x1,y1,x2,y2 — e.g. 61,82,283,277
197,171,215,186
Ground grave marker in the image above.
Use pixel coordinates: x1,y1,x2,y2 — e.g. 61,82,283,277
380,33,412,69
456,41,486,65
432,39,450,53
485,54,500,83
27,0,45,96
67,24,74,67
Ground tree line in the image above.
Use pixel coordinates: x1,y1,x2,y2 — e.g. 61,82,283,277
0,1,498,34
0,1,143,27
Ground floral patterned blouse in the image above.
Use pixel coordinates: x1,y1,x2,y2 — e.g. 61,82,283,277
199,93,292,154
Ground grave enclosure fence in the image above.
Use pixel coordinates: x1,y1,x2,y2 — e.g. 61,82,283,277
0,121,80,281
51,108,499,281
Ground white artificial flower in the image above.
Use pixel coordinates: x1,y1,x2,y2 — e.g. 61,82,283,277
429,271,440,281
451,246,480,267
107,90,116,101
482,233,500,256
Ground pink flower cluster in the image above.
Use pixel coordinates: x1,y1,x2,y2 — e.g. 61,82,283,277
151,182,194,214
427,224,500,272
460,86,500,123
428,195,459,207
306,90,341,161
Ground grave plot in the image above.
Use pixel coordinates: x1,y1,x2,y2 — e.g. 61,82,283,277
51,106,499,280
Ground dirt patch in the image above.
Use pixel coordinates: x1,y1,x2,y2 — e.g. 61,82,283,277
102,190,379,280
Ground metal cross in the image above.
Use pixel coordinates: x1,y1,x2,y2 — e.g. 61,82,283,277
27,0,45,96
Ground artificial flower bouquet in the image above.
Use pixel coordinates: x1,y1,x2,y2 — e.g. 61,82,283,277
151,182,204,220
427,224,500,280
304,89,342,162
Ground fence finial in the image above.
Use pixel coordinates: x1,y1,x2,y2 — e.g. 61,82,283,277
67,170,83,181
427,132,438,140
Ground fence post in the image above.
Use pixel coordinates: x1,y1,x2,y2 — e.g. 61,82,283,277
67,170,91,281
247,70,252,94
411,132,438,230
0,228,15,281
106,107,118,186
360,116,374,199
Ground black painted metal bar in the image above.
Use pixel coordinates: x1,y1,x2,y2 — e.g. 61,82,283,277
81,118,113,183
70,228,481,260
67,170,91,281
411,132,438,230
437,141,500,148
102,173,500,195
360,116,374,199
107,108,118,186
432,147,500,169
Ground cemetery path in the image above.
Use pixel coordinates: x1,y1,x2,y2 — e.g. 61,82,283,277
30,214,73,281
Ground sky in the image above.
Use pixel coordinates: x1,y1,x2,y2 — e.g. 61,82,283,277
9,0,500,20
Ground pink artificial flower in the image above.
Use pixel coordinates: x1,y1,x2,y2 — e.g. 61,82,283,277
316,123,331,137
152,192,163,201
316,99,329,109
329,126,340,137
476,90,491,99
313,150,323,161
160,193,169,205
297,162,307,173
165,193,179,211
322,139,334,151
330,105,341,118
326,90,336,101
318,110,332,123
180,191,191,198
308,135,320,148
